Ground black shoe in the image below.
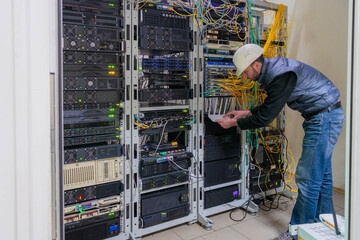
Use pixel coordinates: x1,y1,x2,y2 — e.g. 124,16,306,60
273,232,295,240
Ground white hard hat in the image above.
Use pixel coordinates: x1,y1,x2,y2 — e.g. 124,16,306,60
233,44,264,76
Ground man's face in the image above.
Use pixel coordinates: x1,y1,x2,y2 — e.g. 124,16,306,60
242,62,261,81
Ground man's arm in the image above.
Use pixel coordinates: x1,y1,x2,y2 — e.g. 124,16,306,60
236,72,297,129
216,110,252,128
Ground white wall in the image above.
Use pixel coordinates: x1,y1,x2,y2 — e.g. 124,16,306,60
0,0,54,239
268,0,348,190
348,1,360,238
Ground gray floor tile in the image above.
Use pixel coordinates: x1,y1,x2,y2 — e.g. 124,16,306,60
201,227,249,240
207,211,239,231
172,223,213,240
257,210,291,233
231,218,282,240
143,229,182,240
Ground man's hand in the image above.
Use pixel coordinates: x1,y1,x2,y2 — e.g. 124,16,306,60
224,110,252,119
216,117,238,129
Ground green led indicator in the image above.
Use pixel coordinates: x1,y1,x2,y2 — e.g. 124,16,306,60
78,99,82,102
182,109,188,113
116,135,120,138
108,114,115,117
116,128,119,130
80,158,83,160
79,34,82,36
139,67,143,70
108,65,112,68
79,209,85,213
109,108,115,112
109,3,114,6
179,126,184,128
109,212,115,216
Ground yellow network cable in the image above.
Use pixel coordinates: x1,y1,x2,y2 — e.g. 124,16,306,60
137,0,149,10
171,8,195,17
134,120,149,129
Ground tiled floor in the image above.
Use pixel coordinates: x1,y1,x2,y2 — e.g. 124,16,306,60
143,192,345,240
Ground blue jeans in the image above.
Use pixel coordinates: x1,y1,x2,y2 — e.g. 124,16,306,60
290,107,344,225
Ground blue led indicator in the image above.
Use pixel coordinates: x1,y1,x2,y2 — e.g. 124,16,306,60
109,225,118,231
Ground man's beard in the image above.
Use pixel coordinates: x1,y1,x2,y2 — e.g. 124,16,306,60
250,64,261,81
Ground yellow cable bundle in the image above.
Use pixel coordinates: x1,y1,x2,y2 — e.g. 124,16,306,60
263,4,286,58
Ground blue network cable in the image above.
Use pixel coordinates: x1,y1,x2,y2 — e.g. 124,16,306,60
134,114,147,127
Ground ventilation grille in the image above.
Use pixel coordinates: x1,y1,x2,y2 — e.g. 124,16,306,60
104,162,109,179
64,162,96,190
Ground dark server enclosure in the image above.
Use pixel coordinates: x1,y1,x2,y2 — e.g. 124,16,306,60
204,134,241,162
65,218,120,240
205,185,240,209
204,157,241,187
64,181,123,205
140,185,190,227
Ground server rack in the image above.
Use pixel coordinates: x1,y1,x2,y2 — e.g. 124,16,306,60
60,0,130,239
197,0,287,230
129,1,199,238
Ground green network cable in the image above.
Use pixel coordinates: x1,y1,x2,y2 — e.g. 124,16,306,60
201,87,221,94
246,0,261,45
185,118,196,125
250,0,261,44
